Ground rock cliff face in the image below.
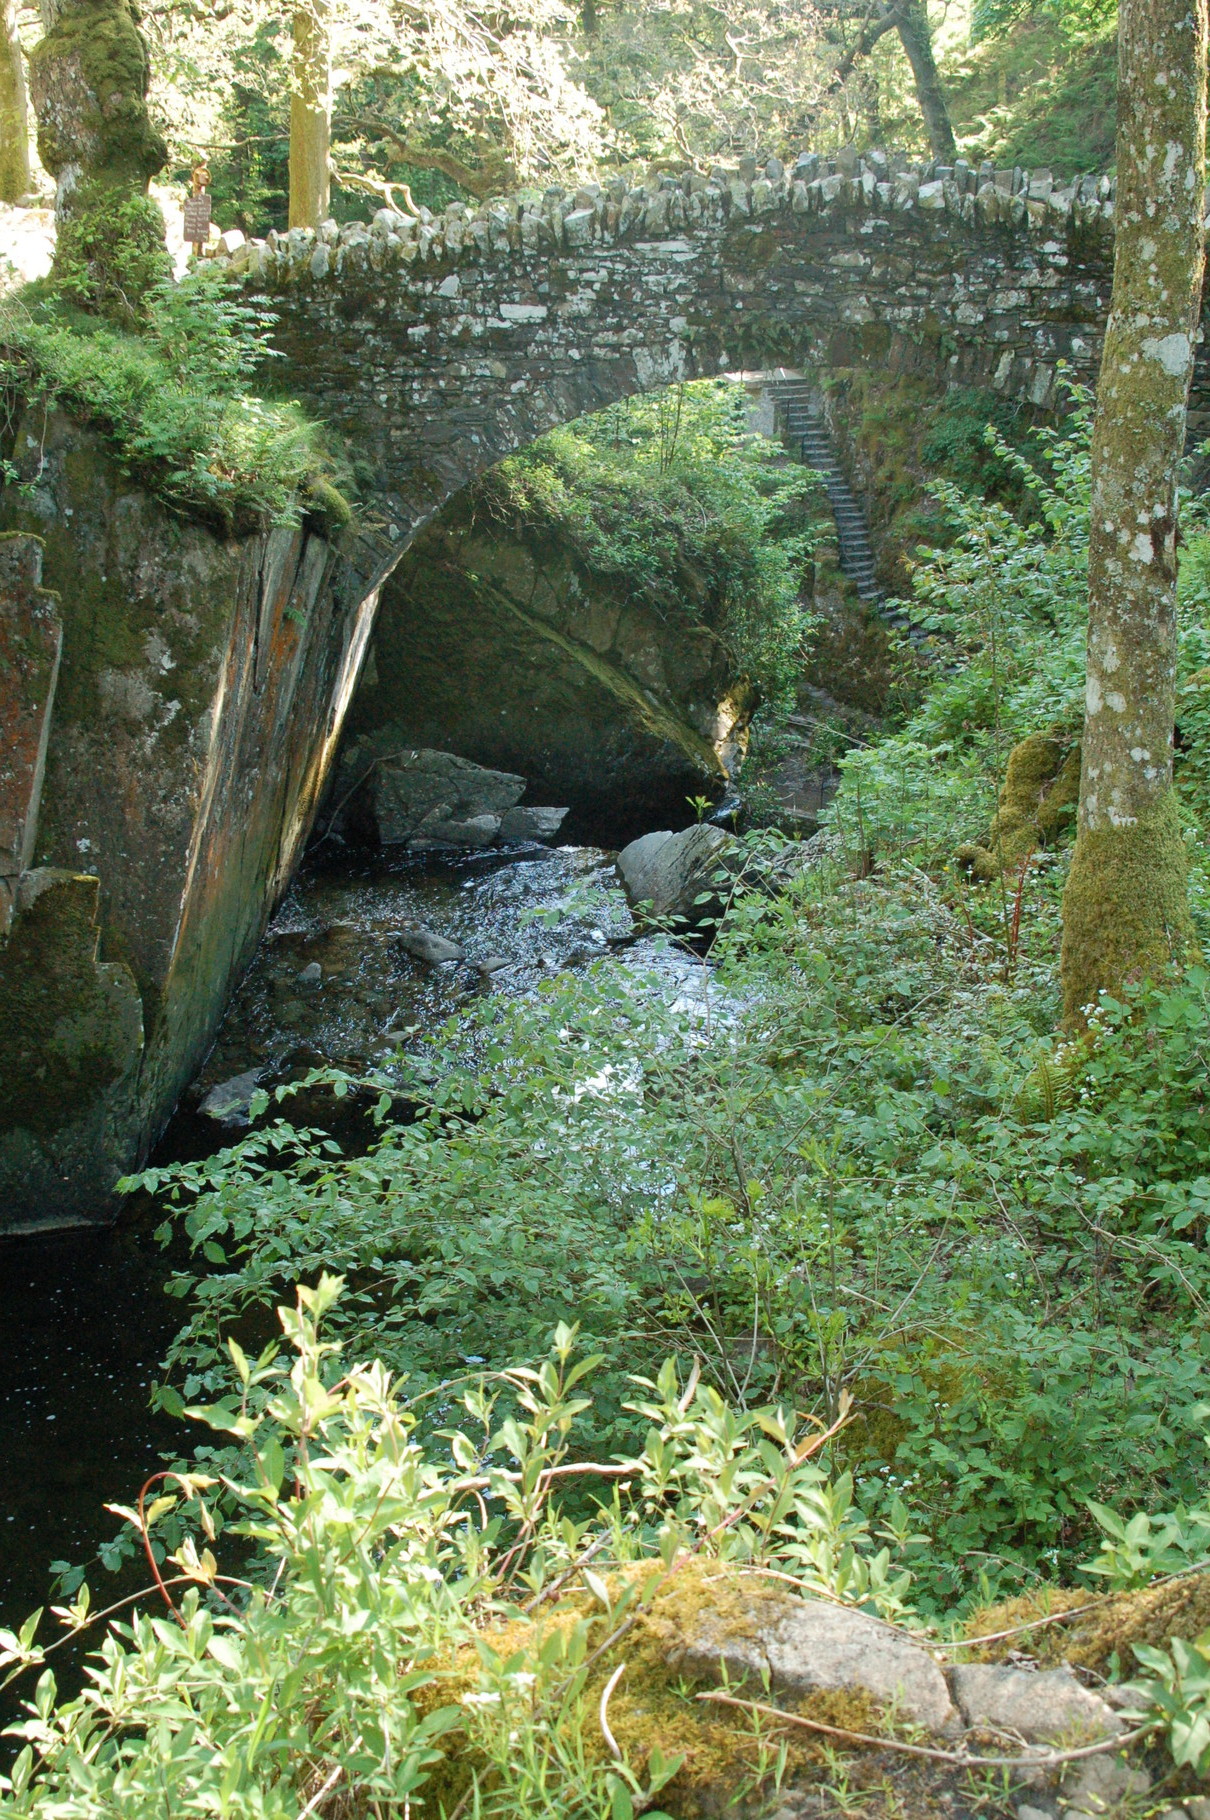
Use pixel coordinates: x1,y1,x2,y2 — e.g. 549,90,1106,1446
342,493,755,845
0,405,759,1226
0,412,382,1229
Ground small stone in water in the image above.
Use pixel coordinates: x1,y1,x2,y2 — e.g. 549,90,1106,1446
199,1067,264,1123
297,961,323,989
397,924,465,965
475,955,511,976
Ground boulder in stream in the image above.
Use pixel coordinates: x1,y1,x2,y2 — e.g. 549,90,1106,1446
499,805,569,843
397,923,465,965
616,824,734,928
410,811,501,850
373,748,525,846
199,1067,264,1125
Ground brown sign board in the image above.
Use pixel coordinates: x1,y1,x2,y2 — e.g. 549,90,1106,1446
183,193,212,243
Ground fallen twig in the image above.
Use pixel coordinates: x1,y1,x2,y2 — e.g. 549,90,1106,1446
696,1691,1155,1770
599,1661,626,1760
297,1762,343,1820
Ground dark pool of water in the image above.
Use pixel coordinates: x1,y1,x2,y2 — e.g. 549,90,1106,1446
0,1224,187,1629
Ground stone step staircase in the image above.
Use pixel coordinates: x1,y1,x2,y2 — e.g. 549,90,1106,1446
764,379,882,602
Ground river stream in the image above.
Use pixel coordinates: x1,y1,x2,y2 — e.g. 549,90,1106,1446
0,836,702,1648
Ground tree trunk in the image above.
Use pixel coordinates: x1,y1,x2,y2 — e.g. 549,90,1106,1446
27,0,168,323
895,0,956,162
0,0,31,203
289,0,329,229
1059,0,1208,1027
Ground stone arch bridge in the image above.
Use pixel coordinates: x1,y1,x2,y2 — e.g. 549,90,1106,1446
210,145,1208,567
5,146,1210,1228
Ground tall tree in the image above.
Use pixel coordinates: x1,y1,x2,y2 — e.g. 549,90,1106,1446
289,0,329,227
893,0,955,160
28,0,169,323
1059,0,1208,1026
824,0,957,161
0,0,31,202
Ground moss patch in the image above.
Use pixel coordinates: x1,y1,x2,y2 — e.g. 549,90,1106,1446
963,1574,1210,1680
28,0,166,185
1060,788,1198,1028
956,730,1080,881
413,1563,891,1819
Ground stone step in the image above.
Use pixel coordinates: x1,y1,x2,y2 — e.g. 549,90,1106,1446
766,382,891,609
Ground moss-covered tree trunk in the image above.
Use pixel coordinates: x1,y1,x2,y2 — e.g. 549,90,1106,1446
0,0,31,203
895,0,956,163
1059,0,1208,1027
289,0,329,229
27,0,168,323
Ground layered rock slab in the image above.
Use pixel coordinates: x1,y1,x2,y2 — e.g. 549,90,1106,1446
0,413,384,1227
666,1588,959,1736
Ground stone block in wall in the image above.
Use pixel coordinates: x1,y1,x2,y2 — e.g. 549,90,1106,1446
0,534,62,937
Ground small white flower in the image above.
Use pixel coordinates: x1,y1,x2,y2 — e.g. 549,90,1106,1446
461,1691,501,1708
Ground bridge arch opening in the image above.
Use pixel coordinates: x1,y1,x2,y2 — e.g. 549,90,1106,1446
327,376,824,850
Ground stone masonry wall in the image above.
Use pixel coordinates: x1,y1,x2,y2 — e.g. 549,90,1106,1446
201,146,1194,560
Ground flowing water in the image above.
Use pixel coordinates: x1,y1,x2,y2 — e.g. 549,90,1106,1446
0,837,704,1658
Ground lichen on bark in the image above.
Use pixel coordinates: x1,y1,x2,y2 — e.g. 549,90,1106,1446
27,0,169,323
0,0,31,204
1059,0,1208,1027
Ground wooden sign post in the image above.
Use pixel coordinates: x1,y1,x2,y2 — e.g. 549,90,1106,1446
184,164,212,258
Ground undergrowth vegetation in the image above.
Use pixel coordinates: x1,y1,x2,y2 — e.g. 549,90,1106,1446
0,266,338,528
7,383,1210,1812
475,381,820,711
91,399,1210,1627
2,1282,889,1817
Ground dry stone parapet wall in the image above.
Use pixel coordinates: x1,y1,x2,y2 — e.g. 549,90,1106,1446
202,148,1210,562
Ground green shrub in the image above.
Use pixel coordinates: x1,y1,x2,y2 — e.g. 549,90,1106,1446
115,855,1210,1616
0,1281,916,1818
0,268,341,529
51,189,172,329
477,381,818,712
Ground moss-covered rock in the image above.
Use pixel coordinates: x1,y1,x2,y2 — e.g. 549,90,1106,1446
963,1572,1210,1679
303,474,353,535
956,730,1080,881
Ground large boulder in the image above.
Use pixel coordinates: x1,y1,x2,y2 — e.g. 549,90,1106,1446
333,736,571,850
372,747,525,847
616,823,733,926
